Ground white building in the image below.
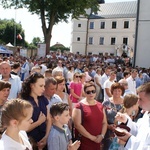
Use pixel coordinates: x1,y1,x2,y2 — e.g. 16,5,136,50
70,1,137,56
134,0,150,68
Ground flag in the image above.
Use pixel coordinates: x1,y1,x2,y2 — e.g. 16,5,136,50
17,34,22,40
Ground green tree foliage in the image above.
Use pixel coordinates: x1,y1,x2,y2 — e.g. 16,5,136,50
0,19,25,46
32,37,42,46
1,0,100,54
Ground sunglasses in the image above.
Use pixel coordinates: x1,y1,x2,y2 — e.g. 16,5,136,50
85,90,96,94
76,76,80,78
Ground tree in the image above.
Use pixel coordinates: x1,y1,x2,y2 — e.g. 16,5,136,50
0,19,25,46
1,0,100,54
32,37,42,46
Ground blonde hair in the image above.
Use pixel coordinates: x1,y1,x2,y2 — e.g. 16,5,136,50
1,99,33,127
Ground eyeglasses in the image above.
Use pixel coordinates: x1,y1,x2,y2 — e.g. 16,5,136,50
85,90,96,94
76,76,80,78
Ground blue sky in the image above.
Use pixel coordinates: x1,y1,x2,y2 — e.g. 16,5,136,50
0,0,136,47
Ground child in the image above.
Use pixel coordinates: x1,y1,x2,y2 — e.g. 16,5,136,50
0,99,33,150
47,103,80,150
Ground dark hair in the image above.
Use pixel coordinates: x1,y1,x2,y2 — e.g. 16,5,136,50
12,62,20,69
50,103,69,118
20,73,44,100
111,82,125,95
123,71,130,78
1,98,33,127
0,80,11,91
84,82,96,92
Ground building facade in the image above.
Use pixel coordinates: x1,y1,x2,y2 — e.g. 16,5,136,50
70,1,137,56
134,0,150,68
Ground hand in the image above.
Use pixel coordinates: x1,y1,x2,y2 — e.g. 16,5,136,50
117,131,131,143
117,139,126,146
115,112,128,124
37,112,46,125
68,140,81,150
108,124,116,131
37,136,47,150
89,135,97,142
95,135,103,143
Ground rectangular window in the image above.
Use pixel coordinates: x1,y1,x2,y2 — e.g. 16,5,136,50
123,38,128,45
112,21,117,29
124,21,129,28
100,22,105,29
77,37,80,41
89,22,94,29
78,24,81,27
99,37,104,45
89,37,93,44
111,37,116,45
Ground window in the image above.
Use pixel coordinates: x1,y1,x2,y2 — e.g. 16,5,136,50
89,37,93,44
112,21,117,29
111,37,116,45
99,37,104,45
124,21,129,28
100,22,105,29
89,22,94,29
77,37,80,41
123,38,128,45
78,24,81,27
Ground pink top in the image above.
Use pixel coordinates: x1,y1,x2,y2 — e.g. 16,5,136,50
69,82,82,103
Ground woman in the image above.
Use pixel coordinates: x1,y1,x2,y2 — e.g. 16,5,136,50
102,82,124,150
72,82,107,150
109,94,139,150
20,73,51,150
69,72,82,108
94,68,102,101
0,80,11,137
0,99,33,149
55,76,72,115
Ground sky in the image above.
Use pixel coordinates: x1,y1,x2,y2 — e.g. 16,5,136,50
0,0,136,47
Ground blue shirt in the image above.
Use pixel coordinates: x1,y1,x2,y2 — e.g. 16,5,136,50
47,125,72,150
27,95,48,142
47,94,62,110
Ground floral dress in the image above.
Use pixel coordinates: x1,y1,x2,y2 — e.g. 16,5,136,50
102,99,123,150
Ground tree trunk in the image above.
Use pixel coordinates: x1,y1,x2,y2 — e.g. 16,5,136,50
45,33,51,54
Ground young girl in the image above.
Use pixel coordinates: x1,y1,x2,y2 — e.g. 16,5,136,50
0,99,33,150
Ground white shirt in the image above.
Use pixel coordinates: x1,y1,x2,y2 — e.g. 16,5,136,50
125,112,150,150
101,73,109,89
104,79,114,101
126,76,137,95
0,131,32,150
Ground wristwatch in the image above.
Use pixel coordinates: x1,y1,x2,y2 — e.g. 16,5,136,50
100,134,104,139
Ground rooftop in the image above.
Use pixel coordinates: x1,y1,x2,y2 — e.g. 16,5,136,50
90,1,137,19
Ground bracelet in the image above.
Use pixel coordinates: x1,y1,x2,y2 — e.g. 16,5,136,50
100,134,104,139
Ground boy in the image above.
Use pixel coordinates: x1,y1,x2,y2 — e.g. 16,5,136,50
47,103,80,150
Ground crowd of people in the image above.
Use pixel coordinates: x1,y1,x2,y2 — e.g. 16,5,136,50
0,52,150,150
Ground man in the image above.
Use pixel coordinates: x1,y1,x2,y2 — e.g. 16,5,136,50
115,82,150,150
101,67,111,100
119,79,134,97
52,60,63,76
103,71,116,101
44,77,62,109
126,69,138,95
0,61,22,99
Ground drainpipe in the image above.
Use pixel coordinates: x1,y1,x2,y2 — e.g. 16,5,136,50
133,0,140,67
